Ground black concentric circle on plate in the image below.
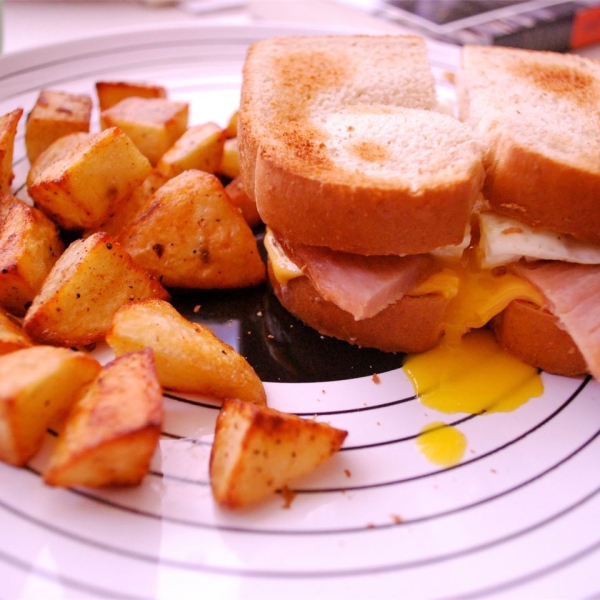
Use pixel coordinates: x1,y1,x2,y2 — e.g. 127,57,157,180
0,24,599,600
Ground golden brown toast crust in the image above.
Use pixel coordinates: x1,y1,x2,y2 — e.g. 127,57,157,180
491,300,587,377
484,141,600,245
255,150,483,256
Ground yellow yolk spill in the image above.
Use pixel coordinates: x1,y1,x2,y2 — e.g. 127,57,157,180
405,257,545,466
416,422,467,467
404,328,544,415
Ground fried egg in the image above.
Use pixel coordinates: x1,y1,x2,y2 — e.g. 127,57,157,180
478,211,600,268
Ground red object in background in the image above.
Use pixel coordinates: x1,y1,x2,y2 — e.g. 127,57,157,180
571,4,600,48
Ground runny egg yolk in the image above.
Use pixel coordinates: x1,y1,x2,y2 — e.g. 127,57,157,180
404,256,545,467
416,422,467,467
404,328,544,415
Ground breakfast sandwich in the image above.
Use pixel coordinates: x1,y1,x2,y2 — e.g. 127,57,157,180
239,34,600,382
239,35,485,353
456,44,600,380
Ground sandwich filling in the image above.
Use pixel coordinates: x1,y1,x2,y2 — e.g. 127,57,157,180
266,216,600,382
265,227,543,339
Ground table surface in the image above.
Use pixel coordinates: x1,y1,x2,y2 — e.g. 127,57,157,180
2,0,414,54
2,1,240,54
5,0,600,57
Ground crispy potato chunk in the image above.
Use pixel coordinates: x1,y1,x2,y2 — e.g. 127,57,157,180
23,232,169,347
25,90,92,164
219,137,240,179
225,110,238,138
0,109,23,195
117,170,265,289
210,399,348,509
95,80,167,111
0,346,100,466
26,132,90,189
0,198,65,316
106,298,266,404
225,176,261,228
156,122,226,178
0,307,33,355
28,127,152,231
100,169,169,237
100,97,188,165
44,348,162,487
0,193,15,213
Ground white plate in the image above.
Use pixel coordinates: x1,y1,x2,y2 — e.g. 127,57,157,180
1,23,599,600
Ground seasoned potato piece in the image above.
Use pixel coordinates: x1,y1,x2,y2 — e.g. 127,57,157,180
210,399,348,509
0,198,65,316
106,298,266,405
225,110,238,138
28,127,151,231
219,137,240,179
100,97,188,165
95,80,167,111
156,122,226,178
25,90,92,163
100,169,169,237
26,132,90,189
44,349,162,488
0,194,15,214
23,232,169,347
0,109,23,195
118,170,265,289
0,307,33,355
225,176,261,228
0,346,100,467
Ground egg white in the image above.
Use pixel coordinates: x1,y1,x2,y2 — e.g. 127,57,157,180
478,212,600,268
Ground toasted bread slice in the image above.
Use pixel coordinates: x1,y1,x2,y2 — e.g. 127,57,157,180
240,35,484,256
457,45,600,244
491,300,587,377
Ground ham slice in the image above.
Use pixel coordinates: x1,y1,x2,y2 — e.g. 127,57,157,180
513,261,600,380
283,240,437,320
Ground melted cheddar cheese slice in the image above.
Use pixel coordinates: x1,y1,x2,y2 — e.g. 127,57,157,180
439,261,544,341
263,230,303,285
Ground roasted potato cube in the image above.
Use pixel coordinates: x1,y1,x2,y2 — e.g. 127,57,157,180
96,80,167,111
106,298,266,405
23,231,169,347
210,399,348,509
0,306,33,355
25,90,92,164
219,137,240,179
225,110,238,138
26,131,90,189
100,169,169,237
0,198,65,316
225,176,261,228
28,127,151,231
0,346,100,467
100,97,188,165
156,122,226,178
44,348,162,488
0,194,15,214
0,109,23,195
117,170,265,289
